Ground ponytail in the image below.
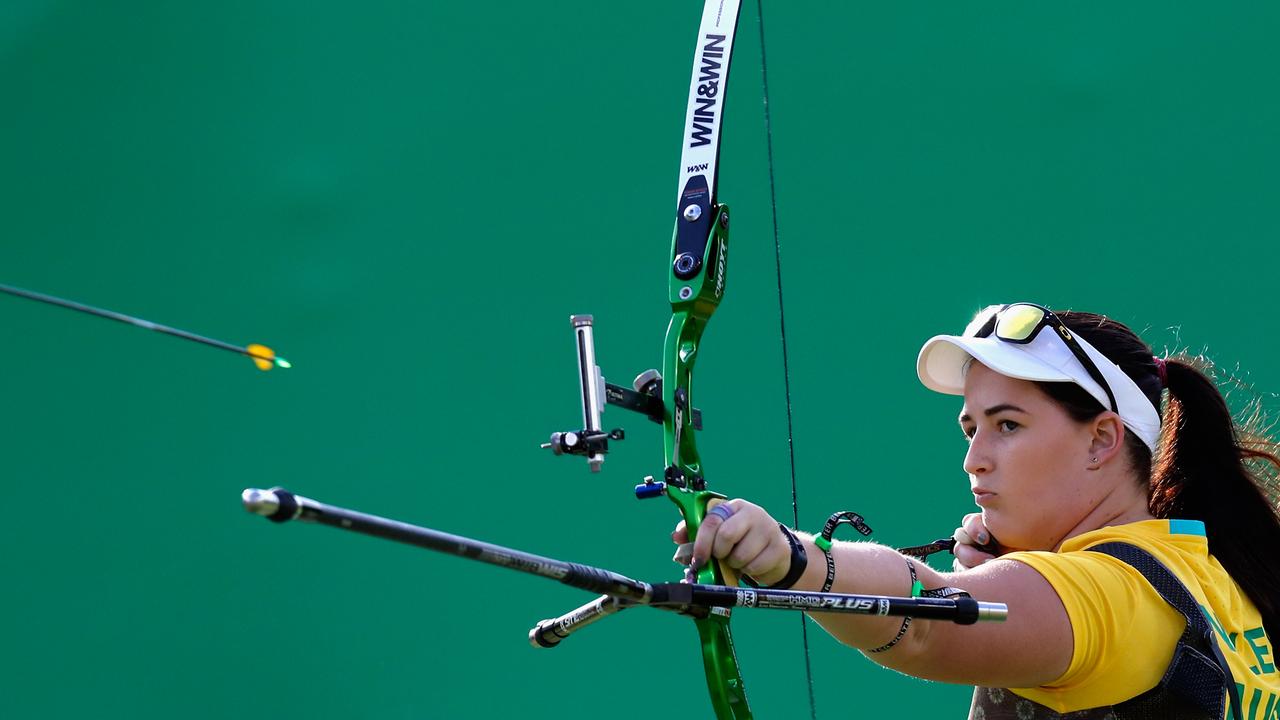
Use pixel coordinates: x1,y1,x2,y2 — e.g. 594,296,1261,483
1150,357,1280,640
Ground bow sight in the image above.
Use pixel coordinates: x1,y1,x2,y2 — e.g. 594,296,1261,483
540,313,706,496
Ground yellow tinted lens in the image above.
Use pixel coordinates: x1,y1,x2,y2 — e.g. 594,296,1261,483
995,305,1045,341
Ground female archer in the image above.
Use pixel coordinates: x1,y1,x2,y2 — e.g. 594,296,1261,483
680,303,1280,719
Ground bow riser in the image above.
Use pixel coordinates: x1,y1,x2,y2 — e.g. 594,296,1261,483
664,204,749,719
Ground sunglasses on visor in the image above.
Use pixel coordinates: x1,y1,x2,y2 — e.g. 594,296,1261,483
974,303,1118,414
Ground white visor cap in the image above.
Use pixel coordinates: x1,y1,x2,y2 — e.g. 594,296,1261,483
916,305,1161,452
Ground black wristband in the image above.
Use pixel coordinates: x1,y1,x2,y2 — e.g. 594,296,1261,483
743,523,807,590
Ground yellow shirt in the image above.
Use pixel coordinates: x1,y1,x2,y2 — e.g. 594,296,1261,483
1003,519,1278,718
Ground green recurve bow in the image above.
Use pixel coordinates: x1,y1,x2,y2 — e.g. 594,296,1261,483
541,2,759,716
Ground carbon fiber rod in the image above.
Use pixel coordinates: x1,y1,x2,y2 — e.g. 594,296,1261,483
244,488,1009,633
241,487,652,600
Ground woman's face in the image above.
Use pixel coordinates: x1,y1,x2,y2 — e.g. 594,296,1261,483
958,361,1107,551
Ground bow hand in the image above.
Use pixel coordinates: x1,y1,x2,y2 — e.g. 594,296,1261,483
676,499,792,588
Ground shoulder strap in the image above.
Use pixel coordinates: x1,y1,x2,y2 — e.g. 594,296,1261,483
1087,542,1243,720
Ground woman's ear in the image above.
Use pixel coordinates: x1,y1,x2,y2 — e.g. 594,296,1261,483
1087,412,1126,470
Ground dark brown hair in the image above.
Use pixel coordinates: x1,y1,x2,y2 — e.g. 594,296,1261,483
1034,311,1280,640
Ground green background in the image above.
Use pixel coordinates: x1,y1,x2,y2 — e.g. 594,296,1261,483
3,1,1278,717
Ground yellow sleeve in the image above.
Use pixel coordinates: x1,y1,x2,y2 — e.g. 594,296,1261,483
1001,549,1185,712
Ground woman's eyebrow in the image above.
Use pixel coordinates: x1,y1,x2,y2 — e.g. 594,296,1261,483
958,403,1028,423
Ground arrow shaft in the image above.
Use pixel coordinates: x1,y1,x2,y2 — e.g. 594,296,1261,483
0,282,272,362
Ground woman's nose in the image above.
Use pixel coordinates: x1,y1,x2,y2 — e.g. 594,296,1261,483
963,434,991,476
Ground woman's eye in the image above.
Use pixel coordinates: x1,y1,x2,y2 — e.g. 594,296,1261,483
998,420,1019,432
961,426,976,440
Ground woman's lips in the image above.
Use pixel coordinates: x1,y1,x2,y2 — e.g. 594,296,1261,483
973,489,995,506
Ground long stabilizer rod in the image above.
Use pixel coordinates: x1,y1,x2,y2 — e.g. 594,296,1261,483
241,487,649,599
242,488,1008,626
